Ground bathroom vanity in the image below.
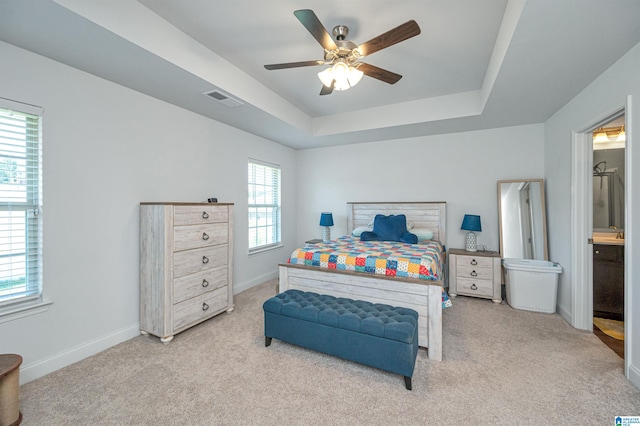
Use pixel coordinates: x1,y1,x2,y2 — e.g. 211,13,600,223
593,241,624,321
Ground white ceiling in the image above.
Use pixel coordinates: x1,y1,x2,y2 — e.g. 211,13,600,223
2,0,640,149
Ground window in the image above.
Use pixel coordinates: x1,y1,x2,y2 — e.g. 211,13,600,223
248,160,281,252
0,98,43,312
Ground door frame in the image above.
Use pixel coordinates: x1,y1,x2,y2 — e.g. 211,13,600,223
571,97,631,376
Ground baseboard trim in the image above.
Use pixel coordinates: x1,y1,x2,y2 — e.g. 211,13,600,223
556,304,574,329
233,270,278,294
20,324,140,384
628,361,640,390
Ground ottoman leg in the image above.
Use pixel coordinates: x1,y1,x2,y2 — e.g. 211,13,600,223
404,376,412,391
265,336,272,347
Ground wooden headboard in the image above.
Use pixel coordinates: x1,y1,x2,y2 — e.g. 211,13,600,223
347,202,447,245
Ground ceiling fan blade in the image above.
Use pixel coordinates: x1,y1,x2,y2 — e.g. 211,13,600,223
357,63,402,84
357,20,421,57
264,60,324,70
319,80,334,96
294,9,338,52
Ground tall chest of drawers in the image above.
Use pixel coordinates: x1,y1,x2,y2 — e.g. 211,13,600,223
140,202,234,343
448,248,501,303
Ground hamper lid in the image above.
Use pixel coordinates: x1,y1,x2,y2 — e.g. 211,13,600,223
502,258,562,273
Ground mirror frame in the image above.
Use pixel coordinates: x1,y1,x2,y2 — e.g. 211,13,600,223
497,178,549,260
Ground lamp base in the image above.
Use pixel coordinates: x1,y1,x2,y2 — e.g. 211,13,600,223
465,232,477,251
322,227,331,242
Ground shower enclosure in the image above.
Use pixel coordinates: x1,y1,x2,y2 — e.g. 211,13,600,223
592,160,624,230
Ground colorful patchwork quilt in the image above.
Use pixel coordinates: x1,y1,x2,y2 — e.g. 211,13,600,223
288,236,452,308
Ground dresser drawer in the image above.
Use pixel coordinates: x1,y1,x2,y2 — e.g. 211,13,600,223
173,286,228,331
173,266,228,304
174,205,228,226
174,223,228,251
174,244,228,278
456,277,493,297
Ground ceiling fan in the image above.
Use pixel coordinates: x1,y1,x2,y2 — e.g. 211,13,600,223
264,9,421,95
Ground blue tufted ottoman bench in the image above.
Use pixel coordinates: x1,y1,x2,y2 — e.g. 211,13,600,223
263,289,419,390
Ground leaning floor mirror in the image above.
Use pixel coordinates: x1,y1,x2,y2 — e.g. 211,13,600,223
497,179,549,260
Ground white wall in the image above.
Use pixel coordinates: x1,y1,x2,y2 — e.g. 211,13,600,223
295,124,545,252
0,41,297,383
545,40,640,388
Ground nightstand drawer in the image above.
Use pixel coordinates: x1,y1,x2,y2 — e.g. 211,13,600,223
456,255,493,269
456,277,493,297
456,264,493,280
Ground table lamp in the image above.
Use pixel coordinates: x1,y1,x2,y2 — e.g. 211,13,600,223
319,212,334,242
461,214,482,251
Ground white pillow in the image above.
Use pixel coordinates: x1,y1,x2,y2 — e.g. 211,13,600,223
412,228,434,241
352,226,372,237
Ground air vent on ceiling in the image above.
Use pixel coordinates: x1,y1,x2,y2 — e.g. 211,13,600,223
203,90,243,108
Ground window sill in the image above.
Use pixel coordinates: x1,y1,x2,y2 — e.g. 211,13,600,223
0,299,53,324
248,244,284,256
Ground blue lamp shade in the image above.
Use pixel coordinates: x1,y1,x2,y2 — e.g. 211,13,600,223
461,214,481,251
461,214,482,232
320,212,334,241
319,212,334,227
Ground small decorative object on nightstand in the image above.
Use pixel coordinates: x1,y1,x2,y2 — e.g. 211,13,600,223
305,239,323,244
319,212,334,242
448,248,501,303
461,214,482,251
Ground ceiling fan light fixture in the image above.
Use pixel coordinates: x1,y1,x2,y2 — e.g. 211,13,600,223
318,62,364,91
317,67,334,88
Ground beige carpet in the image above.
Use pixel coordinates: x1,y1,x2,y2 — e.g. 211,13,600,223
18,279,640,425
594,317,625,340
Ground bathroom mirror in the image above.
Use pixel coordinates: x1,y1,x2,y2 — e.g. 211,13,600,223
498,179,549,260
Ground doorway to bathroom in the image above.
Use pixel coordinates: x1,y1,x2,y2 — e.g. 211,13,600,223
591,114,625,358
570,101,630,371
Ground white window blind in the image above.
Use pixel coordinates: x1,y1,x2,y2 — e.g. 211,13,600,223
0,99,43,307
248,160,281,251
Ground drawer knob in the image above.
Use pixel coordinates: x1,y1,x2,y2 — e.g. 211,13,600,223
202,302,209,311
202,232,209,241
470,270,478,277
202,211,209,219
202,256,209,264
202,279,209,288
470,259,478,265
471,283,478,290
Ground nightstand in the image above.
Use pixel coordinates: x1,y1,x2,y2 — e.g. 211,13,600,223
448,248,501,303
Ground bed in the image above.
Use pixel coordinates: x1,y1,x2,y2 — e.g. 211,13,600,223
278,201,447,362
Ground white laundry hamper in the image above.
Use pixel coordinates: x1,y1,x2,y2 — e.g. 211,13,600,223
502,259,563,313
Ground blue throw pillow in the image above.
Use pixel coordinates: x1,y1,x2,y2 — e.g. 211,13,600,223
400,232,418,244
360,230,378,241
360,214,418,243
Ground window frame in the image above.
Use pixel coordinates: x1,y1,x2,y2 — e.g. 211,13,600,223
247,159,281,253
0,97,49,322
